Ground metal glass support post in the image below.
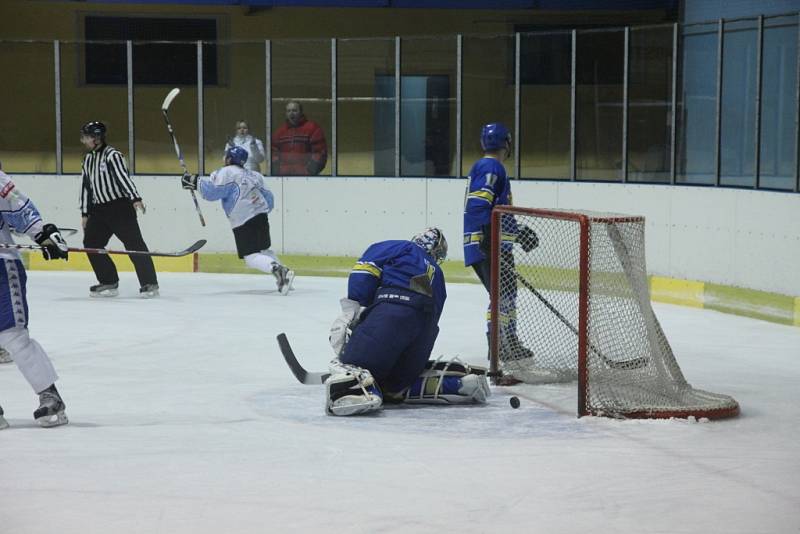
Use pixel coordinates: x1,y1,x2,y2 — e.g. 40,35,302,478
714,19,724,186
754,16,763,189
795,14,800,192
570,30,577,181
54,40,62,175
331,38,337,177
265,40,272,176
514,32,521,180
670,22,678,184
395,36,401,177
456,34,462,178
622,27,630,182
197,41,204,175
126,40,135,174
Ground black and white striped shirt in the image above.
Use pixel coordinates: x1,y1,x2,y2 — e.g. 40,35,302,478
80,144,140,214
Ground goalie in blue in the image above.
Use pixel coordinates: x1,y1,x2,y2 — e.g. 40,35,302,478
325,228,490,416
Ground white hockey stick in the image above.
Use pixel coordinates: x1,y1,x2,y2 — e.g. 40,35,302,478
161,88,206,227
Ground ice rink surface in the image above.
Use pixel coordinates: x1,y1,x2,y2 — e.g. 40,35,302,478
1,271,799,534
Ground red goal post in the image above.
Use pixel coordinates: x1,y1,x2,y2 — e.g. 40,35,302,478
488,206,739,420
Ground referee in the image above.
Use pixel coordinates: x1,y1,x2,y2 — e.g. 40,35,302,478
79,121,159,298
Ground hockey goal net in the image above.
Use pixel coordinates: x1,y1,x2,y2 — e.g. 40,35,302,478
489,207,739,420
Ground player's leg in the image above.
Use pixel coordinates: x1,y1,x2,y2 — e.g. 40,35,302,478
109,201,158,297
326,304,418,416
0,260,67,427
83,210,119,296
0,404,7,430
402,356,491,405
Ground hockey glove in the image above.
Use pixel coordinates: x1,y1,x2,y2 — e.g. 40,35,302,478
518,225,539,253
329,298,365,356
34,223,69,261
181,173,198,191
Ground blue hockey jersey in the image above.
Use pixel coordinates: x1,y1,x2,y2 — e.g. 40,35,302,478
463,156,517,266
348,240,446,321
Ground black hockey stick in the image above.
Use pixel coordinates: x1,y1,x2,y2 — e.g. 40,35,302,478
161,88,206,227
0,239,206,258
277,333,330,385
513,271,648,370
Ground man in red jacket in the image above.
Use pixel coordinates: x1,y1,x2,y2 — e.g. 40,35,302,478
271,101,328,176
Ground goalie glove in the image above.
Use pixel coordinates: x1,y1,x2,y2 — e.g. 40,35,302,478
34,223,68,261
518,225,539,253
329,298,365,356
181,173,198,191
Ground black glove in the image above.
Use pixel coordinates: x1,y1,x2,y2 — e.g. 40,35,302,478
34,223,69,261
518,225,539,253
181,172,198,191
479,224,492,256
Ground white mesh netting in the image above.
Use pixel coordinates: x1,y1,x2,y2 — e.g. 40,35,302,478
491,208,739,419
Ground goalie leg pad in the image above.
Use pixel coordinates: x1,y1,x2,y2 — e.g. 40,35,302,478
405,357,491,405
325,361,383,416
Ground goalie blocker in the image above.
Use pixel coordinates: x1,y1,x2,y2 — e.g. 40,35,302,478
325,357,491,416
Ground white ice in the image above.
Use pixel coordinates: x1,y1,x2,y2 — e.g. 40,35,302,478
1,271,799,534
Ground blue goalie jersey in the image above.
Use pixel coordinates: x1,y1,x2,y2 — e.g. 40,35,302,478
463,157,517,266
347,240,446,321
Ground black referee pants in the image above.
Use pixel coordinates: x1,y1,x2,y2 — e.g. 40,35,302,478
83,199,158,287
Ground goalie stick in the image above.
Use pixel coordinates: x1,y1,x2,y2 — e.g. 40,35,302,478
512,271,648,370
277,333,330,385
161,87,206,227
0,239,206,258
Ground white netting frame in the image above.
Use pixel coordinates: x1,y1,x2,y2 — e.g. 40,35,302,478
488,207,739,420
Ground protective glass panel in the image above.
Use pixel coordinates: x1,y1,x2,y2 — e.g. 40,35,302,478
61,41,129,175
461,35,515,178
399,37,457,177
0,41,56,173
676,22,718,185
271,39,332,177
204,42,267,175
576,29,624,181
720,19,758,187
337,37,395,177
628,25,674,183
759,15,798,190
134,42,198,175
519,31,572,180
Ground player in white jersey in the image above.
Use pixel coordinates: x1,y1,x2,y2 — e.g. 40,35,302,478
181,146,295,295
0,167,69,429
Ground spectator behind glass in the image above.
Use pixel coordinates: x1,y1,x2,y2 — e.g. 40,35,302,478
271,101,328,176
225,120,266,173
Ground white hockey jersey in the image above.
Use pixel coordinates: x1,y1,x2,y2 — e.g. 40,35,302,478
197,165,275,229
0,170,45,260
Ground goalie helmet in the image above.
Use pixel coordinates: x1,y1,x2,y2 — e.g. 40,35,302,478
411,227,448,264
480,122,511,152
80,121,106,139
225,145,249,167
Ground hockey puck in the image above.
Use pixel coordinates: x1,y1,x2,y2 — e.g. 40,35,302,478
509,396,520,409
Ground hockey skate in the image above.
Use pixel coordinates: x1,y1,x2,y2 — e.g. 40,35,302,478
0,347,11,364
325,362,382,416
139,283,159,299
89,282,119,298
272,264,295,296
0,404,8,430
34,385,68,428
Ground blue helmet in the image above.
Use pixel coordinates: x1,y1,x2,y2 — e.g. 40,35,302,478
480,122,511,152
226,146,248,167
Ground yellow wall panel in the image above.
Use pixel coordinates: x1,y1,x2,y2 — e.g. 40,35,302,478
29,252,197,273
